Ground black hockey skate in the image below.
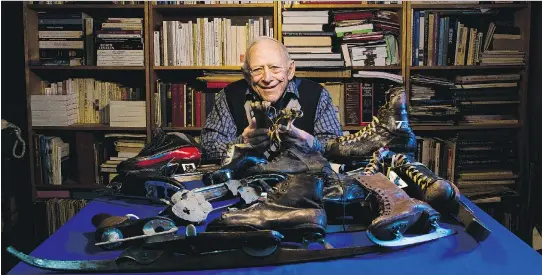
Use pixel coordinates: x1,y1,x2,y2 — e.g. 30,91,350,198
325,87,417,162
387,153,491,242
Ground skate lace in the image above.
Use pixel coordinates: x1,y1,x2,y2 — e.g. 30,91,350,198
404,165,435,193
362,148,388,175
337,117,380,144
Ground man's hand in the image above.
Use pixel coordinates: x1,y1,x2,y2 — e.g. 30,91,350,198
279,124,317,153
241,117,270,150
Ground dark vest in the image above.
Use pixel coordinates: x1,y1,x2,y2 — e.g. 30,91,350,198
224,78,323,136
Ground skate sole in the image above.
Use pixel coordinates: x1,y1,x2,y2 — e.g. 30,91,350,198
206,224,326,243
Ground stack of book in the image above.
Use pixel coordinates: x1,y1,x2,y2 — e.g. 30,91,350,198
409,75,457,126
37,11,93,66
282,10,344,68
31,94,78,126
96,17,144,66
481,21,525,65
155,81,206,127
109,101,146,127
453,73,520,125
335,10,400,67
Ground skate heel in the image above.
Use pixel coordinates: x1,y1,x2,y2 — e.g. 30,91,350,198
279,226,326,244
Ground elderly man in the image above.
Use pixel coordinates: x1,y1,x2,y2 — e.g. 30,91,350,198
201,36,342,162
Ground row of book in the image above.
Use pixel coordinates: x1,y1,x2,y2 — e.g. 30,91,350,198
31,78,144,126
414,133,518,202
412,9,525,66
154,17,273,67
154,82,213,128
32,135,70,186
409,73,521,126
35,12,144,66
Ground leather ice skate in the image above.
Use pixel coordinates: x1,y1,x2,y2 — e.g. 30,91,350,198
117,128,201,175
388,153,491,242
351,173,454,247
325,87,417,162
206,173,328,244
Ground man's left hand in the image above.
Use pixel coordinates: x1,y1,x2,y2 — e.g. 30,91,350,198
279,124,317,153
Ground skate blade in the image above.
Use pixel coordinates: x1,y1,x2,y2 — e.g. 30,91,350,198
366,226,455,247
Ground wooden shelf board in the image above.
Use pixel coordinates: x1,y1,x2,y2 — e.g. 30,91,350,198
343,124,521,131
412,124,521,131
284,4,402,9
152,3,274,9
30,66,145,71
154,66,242,71
352,66,402,70
27,4,145,9
410,65,526,70
33,124,146,131
36,184,103,190
163,127,203,131
411,3,528,9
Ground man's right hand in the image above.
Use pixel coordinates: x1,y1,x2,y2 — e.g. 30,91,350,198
241,117,270,150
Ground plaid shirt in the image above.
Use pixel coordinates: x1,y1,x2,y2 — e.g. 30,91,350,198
201,80,342,161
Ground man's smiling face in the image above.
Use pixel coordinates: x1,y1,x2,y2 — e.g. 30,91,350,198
246,39,295,103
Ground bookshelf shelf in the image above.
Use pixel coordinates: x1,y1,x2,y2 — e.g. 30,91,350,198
410,65,526,70
352,66,402,70
27,4,145,10
153,66,242,71
32,124,146,131
343,124,522,131
411,124,522,131
163,127,203,131
152,4,274,9
29,66,146,71
410,3,528,9
283,4,402,9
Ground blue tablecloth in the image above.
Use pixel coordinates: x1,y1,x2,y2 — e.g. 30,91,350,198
7,180,542,275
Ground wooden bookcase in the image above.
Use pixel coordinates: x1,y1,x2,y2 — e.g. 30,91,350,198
22,1,533,242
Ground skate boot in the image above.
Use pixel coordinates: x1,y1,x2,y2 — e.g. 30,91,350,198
350,173,454,247
387,153,491,242
388,153,460,213
117,128,201,175
206,173,327,244
244,146,331,177
323,148,392,227
325,87,417,162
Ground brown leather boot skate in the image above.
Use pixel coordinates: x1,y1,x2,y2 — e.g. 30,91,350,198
350,173,454,247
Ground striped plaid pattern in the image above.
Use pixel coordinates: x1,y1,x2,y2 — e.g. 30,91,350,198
201,80,342,161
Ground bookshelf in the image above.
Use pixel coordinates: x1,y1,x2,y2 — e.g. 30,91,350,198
22,1,533,241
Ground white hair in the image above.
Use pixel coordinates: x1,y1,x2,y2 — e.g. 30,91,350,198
242,36,291,73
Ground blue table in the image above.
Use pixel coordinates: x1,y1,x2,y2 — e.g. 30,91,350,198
7,180,542,275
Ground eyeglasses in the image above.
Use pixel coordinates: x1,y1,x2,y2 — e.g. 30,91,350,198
248,65,286,77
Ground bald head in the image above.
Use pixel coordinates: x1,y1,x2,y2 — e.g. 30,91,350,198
242,36,296,103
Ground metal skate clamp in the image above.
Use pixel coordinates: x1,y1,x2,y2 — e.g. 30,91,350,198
168,171,280,223
95,215,178,250
365,220,455,247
